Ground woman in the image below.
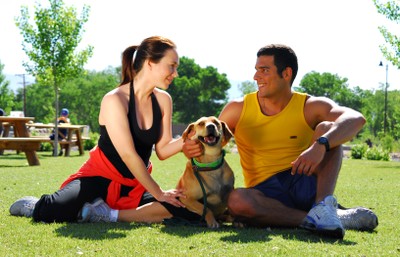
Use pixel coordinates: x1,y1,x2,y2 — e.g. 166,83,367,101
10,36,194,223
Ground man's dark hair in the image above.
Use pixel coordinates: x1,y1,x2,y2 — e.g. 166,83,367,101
257,44,298,85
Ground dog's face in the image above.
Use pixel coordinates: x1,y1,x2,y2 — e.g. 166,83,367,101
182,116,233,151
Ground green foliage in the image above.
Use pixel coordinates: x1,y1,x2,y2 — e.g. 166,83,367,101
373,0,400,68
83,131,99,150
15,0,93,80
351,143,390,161
168,56,231,124
0,61,15,113
365,147,391,161
296,71,363,111
15,0,93,154
350,144,368,159
17,68,119,132
60,68,119,132
238,80,257,96
380,134,394,152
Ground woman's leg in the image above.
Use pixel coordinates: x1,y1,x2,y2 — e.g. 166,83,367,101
33,177,110,222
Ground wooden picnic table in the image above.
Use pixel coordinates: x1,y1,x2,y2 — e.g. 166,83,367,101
0,116,50,165
26,123,86,157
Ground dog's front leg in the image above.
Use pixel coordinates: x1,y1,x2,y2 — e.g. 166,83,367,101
180,198,219,228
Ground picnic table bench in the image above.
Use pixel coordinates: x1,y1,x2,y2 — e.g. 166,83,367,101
27,123,88,157
0,116,49,165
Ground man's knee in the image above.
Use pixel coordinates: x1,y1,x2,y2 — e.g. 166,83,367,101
228,188,256,216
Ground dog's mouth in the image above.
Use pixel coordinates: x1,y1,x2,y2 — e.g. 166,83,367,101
198,135,220,146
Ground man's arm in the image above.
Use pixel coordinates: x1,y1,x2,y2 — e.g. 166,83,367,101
218,99,244,134
305,96,366,149
292,96,366,176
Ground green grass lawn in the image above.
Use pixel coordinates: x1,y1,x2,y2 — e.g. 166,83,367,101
0,150,399,256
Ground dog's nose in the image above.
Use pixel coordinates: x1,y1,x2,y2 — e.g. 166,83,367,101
206,124,216,133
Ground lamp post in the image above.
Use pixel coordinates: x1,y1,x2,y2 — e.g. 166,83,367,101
379,61,388,133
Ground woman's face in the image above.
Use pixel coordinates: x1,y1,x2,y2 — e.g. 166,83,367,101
153,48,179,90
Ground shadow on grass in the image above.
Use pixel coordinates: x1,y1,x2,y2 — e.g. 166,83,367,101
53,222,148,240
161,223,362,245
52,220,374,244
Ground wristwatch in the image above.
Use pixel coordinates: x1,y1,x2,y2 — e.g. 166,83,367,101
316,136,330,152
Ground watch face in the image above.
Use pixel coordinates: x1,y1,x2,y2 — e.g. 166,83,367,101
317,137,330,151
318,137,328,144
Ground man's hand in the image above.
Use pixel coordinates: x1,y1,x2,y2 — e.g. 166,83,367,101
182,130,203,159
290,143,325,176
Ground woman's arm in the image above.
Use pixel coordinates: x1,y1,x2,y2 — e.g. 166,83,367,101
99,90,184,206
153,89,184,160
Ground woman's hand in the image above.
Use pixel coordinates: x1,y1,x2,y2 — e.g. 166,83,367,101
157,189,186,208
182,131,203,159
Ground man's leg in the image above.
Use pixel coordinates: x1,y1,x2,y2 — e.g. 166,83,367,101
312,121,342,202
228,188,307,227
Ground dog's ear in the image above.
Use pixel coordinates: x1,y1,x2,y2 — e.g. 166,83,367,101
182,123,195,141
221,121,233,146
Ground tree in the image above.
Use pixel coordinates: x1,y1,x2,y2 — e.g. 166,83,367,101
296,71,363,111
22,68,119,133
0,61,15,114
168,57,231,124
238,80,257,96
15,0,93,156
374,0,400,68
61,68,119,133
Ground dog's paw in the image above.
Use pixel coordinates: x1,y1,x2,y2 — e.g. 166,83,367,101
206,217,220,229
232,220,246,228
207,221,220,229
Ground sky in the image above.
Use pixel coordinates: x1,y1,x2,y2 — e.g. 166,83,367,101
1,0,400,100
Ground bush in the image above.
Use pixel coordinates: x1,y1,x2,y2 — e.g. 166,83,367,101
39,142,53,152
83,131,99,150
350,144,368,159
365,147,390,161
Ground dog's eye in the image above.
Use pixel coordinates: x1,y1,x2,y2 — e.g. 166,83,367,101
198,121,205,127
213,120,220,127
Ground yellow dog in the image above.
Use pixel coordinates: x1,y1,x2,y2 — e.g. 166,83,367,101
177,116,234,228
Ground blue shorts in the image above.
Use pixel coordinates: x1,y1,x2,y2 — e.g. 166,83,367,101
253,169,316,211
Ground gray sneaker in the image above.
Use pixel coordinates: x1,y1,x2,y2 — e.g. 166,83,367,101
9,196,39,218
300,195,345,239
78,198,113,223
337,207,378,231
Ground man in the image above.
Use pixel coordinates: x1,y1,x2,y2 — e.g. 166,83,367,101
50,108,71,156
0,108,4,136
183,44,378,239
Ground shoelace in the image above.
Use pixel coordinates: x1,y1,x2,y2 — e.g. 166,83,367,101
23,201,36,212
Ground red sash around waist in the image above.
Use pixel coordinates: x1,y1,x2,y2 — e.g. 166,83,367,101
60,146,151,210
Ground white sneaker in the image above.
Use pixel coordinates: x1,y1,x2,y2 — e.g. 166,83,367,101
338,207,378,231
300,195,345,239
9,196,39,218
78,198,113,223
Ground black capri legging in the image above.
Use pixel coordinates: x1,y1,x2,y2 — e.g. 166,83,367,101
33,176,110,222
32,176,201,223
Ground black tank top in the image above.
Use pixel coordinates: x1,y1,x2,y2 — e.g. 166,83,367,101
98,82,162,178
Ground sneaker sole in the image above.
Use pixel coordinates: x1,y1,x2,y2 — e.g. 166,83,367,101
302,224,345,239
314,227,345,239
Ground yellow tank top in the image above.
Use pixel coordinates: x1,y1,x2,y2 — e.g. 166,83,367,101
235,91,314,187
